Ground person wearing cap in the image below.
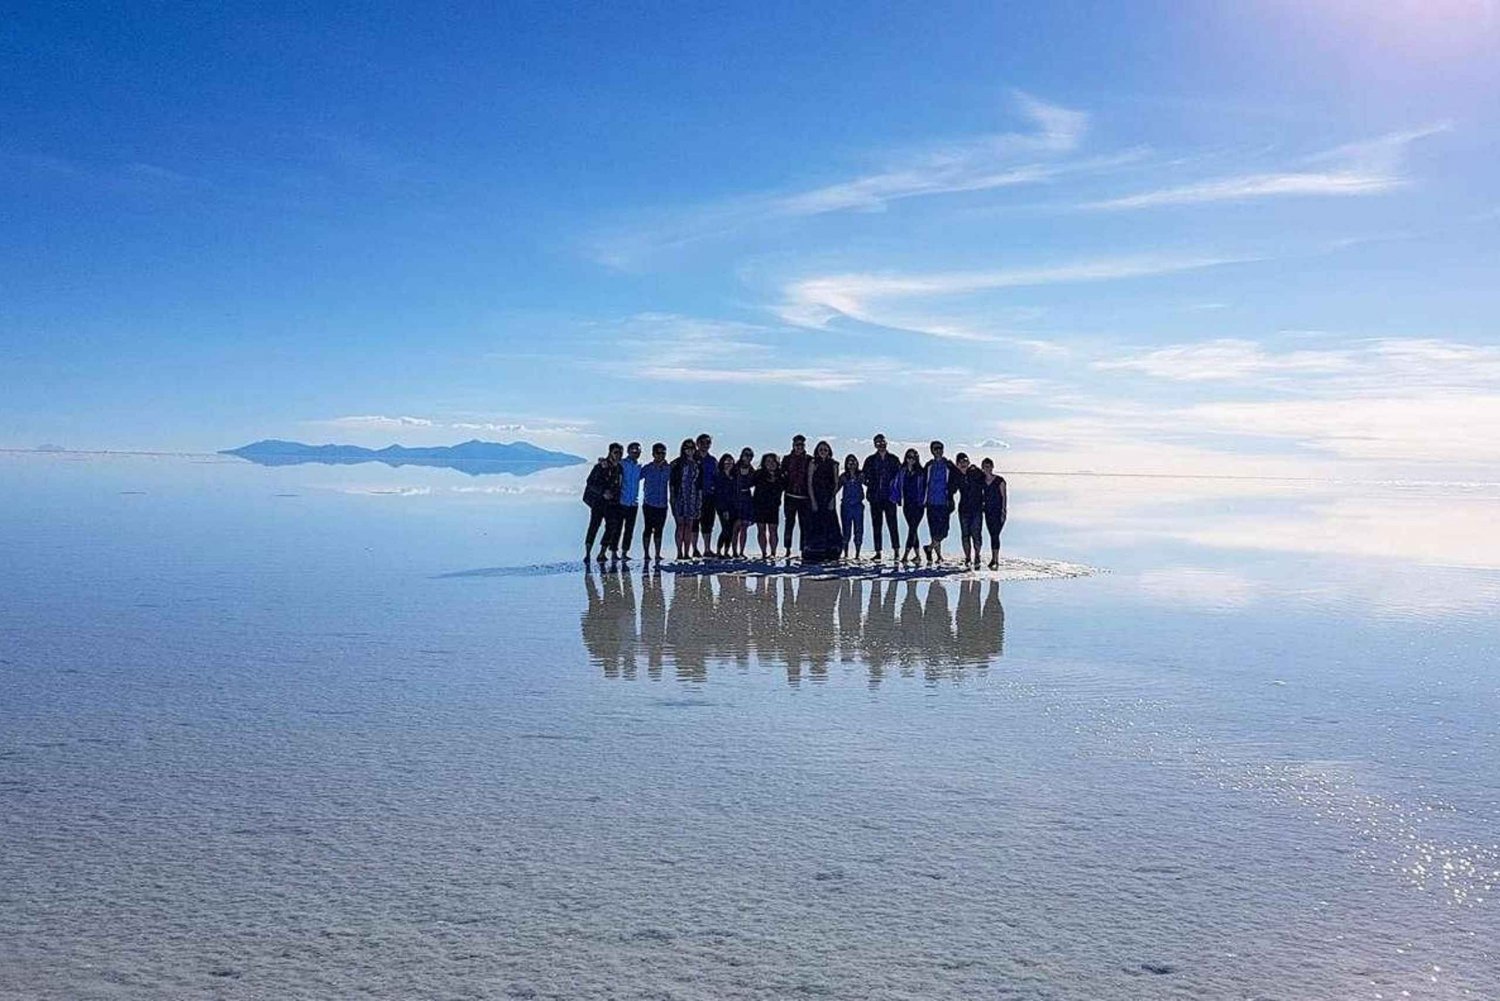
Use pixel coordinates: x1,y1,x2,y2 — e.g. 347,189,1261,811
781,434,811,556
952,452,987,569
615,441,643,560
921,440,960,565
862,433,901,561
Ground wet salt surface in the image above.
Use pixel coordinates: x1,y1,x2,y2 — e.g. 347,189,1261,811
1,453,1498,999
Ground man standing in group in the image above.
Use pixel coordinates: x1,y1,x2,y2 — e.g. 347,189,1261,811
615,441,643,560
781,434,811,556
694,433,717,558
861,433,901,561
922,440,961,565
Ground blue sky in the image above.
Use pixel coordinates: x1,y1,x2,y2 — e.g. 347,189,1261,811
3,1,1498,477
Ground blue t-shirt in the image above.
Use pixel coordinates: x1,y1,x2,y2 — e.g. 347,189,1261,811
925,460,950,506
841,477,864,507
640,461,671,508
618,457,642,506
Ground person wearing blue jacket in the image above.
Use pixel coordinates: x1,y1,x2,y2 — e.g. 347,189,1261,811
616,441,643,560
891,448,926,565
980,457,1008,570
953,452,987,569
861,433,901,561
839,454,865,560
639,442,672,563
921,440,961,565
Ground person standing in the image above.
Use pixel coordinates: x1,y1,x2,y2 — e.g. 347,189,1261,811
714,452,737,556
953,452,986,569
752,452,784,559
639,442,672,563
980,457,1008,570
616,441,643,560
892,448,926,565
861,433,901,561
732,447,757,558
694,433,718,557
669,439,703,560
802,440,842,562
582,442,625,563
922,440,960,565
839,453,865,560
781,434,811,556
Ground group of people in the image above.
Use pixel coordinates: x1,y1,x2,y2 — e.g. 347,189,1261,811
583,432,1008,570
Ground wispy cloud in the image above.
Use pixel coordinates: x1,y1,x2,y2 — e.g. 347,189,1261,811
590,93,1095,268
319,414,590,436
1083,125,1447,210
779,254,1252,338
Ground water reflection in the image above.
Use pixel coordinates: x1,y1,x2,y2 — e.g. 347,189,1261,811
581,569,1003,686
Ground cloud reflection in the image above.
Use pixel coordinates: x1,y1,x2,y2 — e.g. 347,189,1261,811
581,571,1003,687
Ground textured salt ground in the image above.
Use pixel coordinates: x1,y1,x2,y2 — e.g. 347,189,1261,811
437,554,1100,582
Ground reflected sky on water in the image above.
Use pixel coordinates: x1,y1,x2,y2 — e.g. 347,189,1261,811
2,452,1497,1000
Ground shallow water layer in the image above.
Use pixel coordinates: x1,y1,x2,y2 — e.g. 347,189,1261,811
1,453,1497,999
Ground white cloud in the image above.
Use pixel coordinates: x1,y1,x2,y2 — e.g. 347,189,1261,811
326,415,436,429
589,93,1094,267
1083,124,1447,210
1094,339,1358,381
779,254,1250,338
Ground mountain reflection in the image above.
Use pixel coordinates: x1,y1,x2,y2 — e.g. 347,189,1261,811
581,569,1003,686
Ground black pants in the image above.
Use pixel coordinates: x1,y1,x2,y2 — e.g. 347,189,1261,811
959,508,984,549
642,505,668,551
700,497,717,537
782,495,809,549
985,509,1006,549
585,501,622,551
869,500,899,552
615,503,638,552
717,506,735,550
902,504,924,550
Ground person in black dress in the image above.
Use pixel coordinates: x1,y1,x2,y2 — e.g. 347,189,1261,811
980,457,1008,570
802,440,842,562
732,447,756,558
752,452,784,559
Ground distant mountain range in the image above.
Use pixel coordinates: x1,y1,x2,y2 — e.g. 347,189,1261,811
222,439,587,477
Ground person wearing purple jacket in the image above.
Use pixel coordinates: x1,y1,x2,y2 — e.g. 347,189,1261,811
891,448,927,565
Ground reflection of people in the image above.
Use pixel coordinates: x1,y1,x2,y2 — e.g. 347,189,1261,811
669,439,703,560
981,458,1008,570
862,434,901,561
639,443,671,563
582,573,1004,687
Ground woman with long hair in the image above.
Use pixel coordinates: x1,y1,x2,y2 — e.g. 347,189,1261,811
732,447,756,558
752,452,784,559
714,453,737,556
668,438,703,560
802,440,842,563
839,453,864,560
892,447,927,565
